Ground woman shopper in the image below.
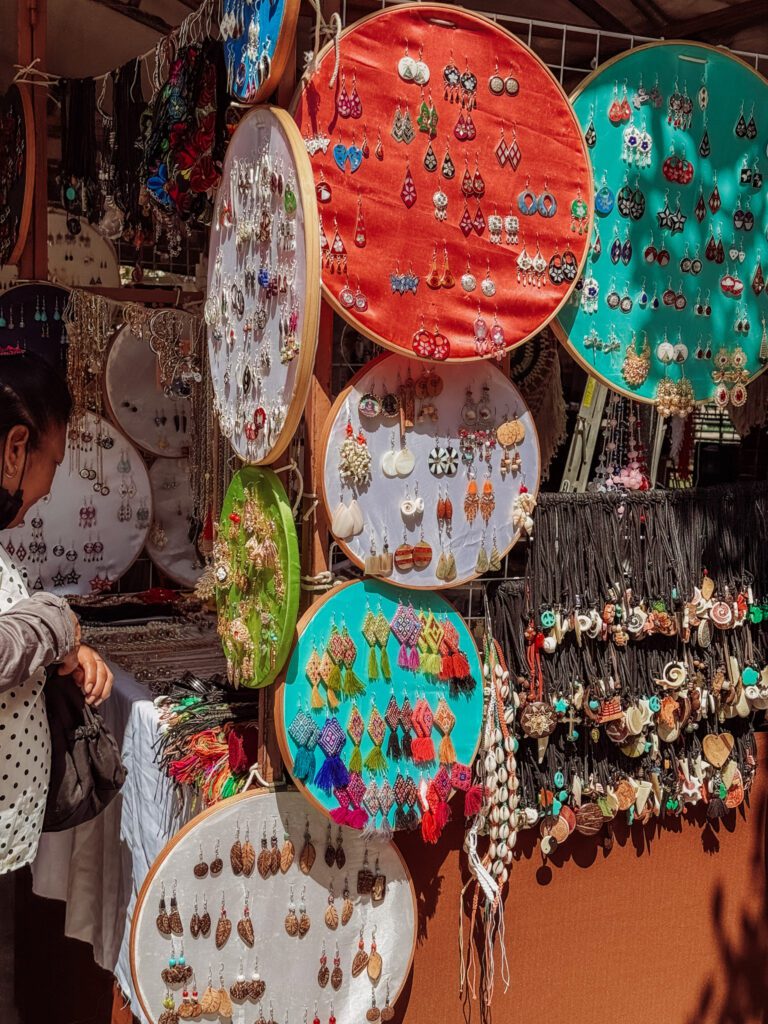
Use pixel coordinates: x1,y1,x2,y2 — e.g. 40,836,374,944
0,350,113,873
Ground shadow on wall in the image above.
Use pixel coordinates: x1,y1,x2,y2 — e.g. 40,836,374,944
685,792,768,1024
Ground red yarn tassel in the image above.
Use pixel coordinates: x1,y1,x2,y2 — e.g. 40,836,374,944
439,652,452,680
421,808,438,843
464,785,484,818
411,737,435,764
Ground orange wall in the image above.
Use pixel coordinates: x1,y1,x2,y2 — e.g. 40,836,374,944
392,734,768,1024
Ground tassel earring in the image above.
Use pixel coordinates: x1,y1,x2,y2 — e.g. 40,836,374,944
479,475,495,524
364,701,388,773
346,703,365,776
362,608,379,680
375,609,392,680
464,470,479,523
385,695,402,760
434,697,457,763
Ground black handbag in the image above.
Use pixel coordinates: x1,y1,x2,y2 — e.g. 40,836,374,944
43,676,127,832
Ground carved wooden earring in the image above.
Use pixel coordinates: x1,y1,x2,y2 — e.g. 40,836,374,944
230,821,243,875
169,881,183,936
237,892,255,946
242,824,255,877
257,821,270,878
156,883,171,935
215,892,232,949
280,820,295,872
285,886,299,936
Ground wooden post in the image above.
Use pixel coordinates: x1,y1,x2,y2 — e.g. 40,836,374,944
17,0,48,282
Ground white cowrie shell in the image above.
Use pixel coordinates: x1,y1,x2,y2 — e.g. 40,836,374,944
508,831,518,850
497,766,508,785
485,752,496,773
499,785,509,803
498,823,510,841
494,727,503,745
495,747,505,765
500,866,509,883
499,683,510,699
499,805,510,822
490,806,501,824
494,664,504,678
488,841,497,860
491,859,504,877
503,736,516,753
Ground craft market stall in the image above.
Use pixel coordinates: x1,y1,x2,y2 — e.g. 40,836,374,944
2,2,768,1024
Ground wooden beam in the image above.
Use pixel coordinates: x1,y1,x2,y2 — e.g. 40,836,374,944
18,0,48,282
567,0,630,34
662,0,766,38
88,0,173,34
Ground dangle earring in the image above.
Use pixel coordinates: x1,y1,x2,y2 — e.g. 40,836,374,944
238,892,255,946
156,883,171,935
215,892,232,949
318,943,330,987
331,943,343,989
464,469,479,524
169,882,183,935
285,886,299,936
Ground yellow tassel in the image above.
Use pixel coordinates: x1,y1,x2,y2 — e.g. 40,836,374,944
310,682,324,710
439,734,456,765
326,686,340,710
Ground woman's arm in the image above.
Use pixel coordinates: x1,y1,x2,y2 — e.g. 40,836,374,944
0,593,79,691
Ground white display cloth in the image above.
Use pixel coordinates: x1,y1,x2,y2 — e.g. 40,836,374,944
322,353,540,588
145,458,203,589
5,413,152,596
105,325,193,459
131,790,417,1024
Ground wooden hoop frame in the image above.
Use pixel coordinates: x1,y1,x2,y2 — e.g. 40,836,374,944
208,105,321,465
129,787,419,1024
317,352,542,590
274,578,485,821
551,39,768,405
290,2,595,362
6,84,35,268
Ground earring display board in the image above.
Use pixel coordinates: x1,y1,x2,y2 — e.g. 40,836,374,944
554,42,768,411
145,459,203,590
222,0,301,104
0,84,34,268
320,353,540,590
104,324,193,458
3,413,151,596
276,580,484,836
0,281,69,369
292,3,593,361
206,106,320,464
131,789,417,1024
210,467,300,688
47,207,121,288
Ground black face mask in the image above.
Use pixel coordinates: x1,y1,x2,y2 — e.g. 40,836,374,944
0,444,27,532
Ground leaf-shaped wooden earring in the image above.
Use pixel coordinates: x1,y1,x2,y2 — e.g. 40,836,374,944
325,883,339,929
209,840,223,877
169,881,183,936
230,961,249,1001
156,883,171,935
299,820,316,874
280,821,295,873
298,886,311,936
269,819,281,876
341,877,354,925
285,887,299,936
241,824,255,877
352,928,370,977
237,892,255,947
230,822,243,876
199,895,211,938
215,893,232,949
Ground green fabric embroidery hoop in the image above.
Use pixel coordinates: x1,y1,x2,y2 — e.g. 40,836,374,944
216,467,300,688
554,41,768,405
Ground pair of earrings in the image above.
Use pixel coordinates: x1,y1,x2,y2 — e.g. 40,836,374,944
435,547,457,582
381,434,415,478
200,968,234,1017
391,103,415,144
393,532,432,572
436,491,454,533
323,824,346,869
156,882,183,936
461,258,495,296
464,471,495,525
475,533,502,574
364,532,394,578
318,942,344,990
428,442,458,478
230,822,256,877
194,841,223,879
285,886,311,937
339,277,369,313
352,927,383,982
336,68,362,119
229,960,266,1001
489,61,519,96
189,896,211,939
339,420,372,488
426,243,454,289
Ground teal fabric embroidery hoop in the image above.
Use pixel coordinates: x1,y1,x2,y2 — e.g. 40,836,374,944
277,579,484,830
555,42,768,406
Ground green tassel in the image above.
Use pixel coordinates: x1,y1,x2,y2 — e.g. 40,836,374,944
364,744,388,774
343,666,366,697
380,645,392,682
367,645,379,682
349,743,362,775
327,663,342,692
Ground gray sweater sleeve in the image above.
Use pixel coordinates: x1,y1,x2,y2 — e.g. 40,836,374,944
0,593,77,692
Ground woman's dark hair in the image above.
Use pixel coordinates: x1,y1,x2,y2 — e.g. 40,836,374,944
0,352,72,449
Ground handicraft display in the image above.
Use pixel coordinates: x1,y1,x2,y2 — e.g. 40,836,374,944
3,413,151,596
555,42,768,412
479,485,768,867
105,323,195,458
47,207,121,288
206,106,320,464
130,789,417,1024
198,468,300,689
221,0,300,103
320,353,540,589
0,84,33,267
146,459,204,590
276,580,484,842
293,3,592,360
0,281,69,367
